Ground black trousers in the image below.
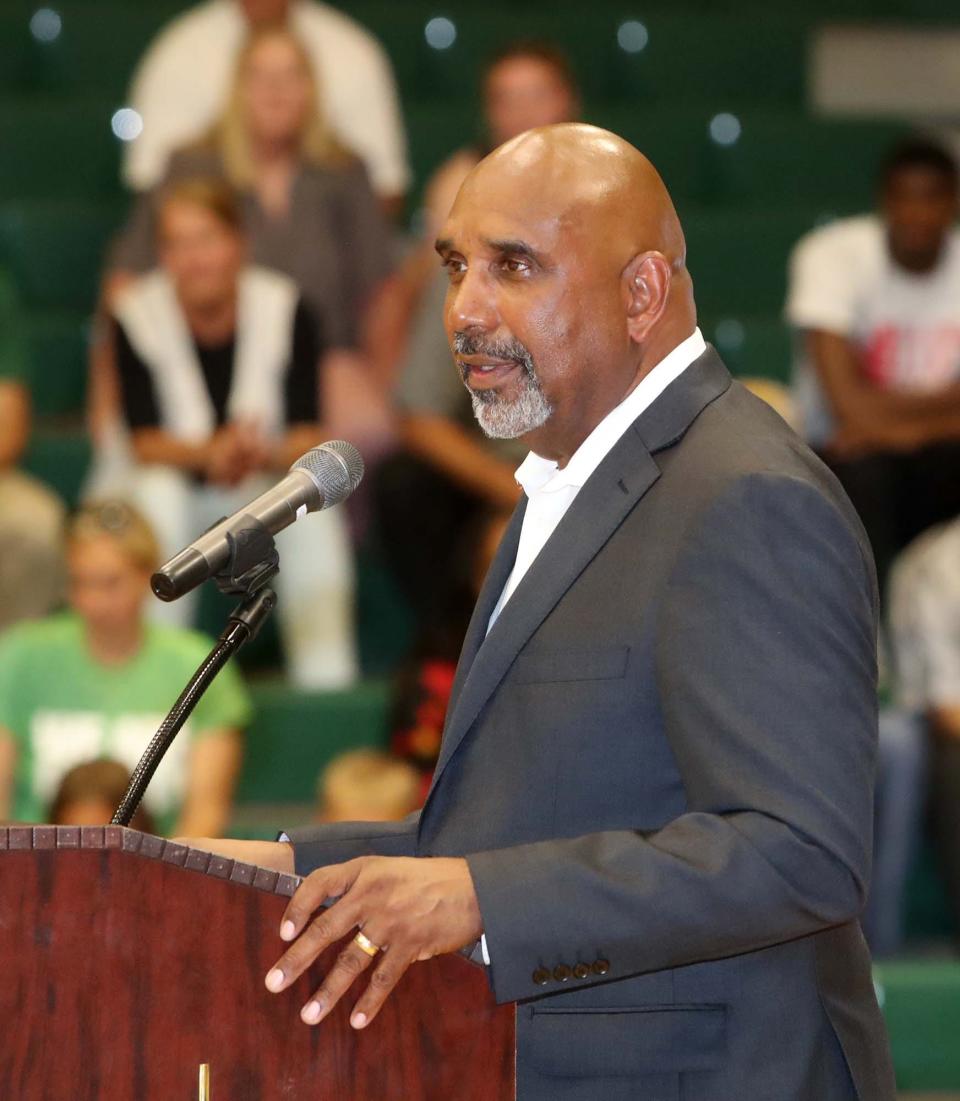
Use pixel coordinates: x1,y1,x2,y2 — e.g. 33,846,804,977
828,440,960,598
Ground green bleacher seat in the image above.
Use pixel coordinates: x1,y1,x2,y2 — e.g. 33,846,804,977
0,268,27,381
21,427,92,509
0,200,120,310
6,1,184,100
875,960,960,1090
236,680,391,805
0,99,123,202
684,207,822,316
23,309,89,417
699,315,793,384
706,113,907,210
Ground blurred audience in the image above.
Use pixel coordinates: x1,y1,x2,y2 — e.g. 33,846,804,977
0,273,65,632
316,748,421,822
787,138,960,593
98,24,395,462
375,43,578,629
49,757,155,834
108,178,357,688
0,501,248,836
890,519,960,946
390,509,511,795
122,0,410,210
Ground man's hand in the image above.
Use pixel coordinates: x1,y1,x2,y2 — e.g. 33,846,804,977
264,856,483,1030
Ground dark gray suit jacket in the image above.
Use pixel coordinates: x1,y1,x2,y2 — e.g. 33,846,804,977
290,348,895,1101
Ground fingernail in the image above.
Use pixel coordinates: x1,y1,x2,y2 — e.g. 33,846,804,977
302,1000,322,1024
265,968,285,992
281,920,296,941
351,1012,367,1029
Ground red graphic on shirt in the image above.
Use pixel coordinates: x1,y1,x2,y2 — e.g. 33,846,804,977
863,325,960,392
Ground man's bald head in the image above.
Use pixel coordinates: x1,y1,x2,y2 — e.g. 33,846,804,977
461,123,688,276
437,123,698,465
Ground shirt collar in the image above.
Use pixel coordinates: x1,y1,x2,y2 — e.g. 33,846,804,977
515,327,707,497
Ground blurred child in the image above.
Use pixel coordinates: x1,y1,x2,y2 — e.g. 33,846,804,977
0,500,248,836
49,758,155,834
316,749,421,823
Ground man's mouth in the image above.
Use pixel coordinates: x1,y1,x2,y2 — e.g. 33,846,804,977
457,356,520,390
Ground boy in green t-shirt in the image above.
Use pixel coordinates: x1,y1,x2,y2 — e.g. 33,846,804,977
0,501,250,836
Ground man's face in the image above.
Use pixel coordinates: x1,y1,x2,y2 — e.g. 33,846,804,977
484,58,577,148
158,200,244,312
882,166,958,272
437,176,631,459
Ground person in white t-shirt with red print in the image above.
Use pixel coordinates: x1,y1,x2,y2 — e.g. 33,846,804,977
786,138,960,593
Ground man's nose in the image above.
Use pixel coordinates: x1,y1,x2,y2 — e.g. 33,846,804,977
448,268,498,333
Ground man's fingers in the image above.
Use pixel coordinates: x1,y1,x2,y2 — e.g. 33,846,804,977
348,949,415,1030
265,896,362,993
279,860,363,941
299,938,381,1026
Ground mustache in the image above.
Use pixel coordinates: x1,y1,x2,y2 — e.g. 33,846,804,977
452,331,535,370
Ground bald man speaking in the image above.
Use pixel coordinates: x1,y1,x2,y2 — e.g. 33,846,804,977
190,124,895,1099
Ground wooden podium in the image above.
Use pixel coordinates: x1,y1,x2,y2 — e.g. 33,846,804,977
0,825,516,1100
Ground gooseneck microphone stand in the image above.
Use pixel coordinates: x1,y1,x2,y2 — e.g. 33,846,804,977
112,517,279,828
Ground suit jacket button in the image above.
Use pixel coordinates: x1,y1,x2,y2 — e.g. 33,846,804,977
553,964,572,982
573,963,590,980
592,958,610,976
532,967,551,986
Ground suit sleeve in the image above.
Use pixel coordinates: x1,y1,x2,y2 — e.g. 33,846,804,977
284,812,421,876
466,472,879,1004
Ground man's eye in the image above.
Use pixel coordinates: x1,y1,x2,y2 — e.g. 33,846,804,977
443,258,466,276
502,258,530,274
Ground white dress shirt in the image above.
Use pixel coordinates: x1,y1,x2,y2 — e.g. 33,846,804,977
487,328,707,631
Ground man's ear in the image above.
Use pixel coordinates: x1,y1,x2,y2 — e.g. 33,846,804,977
622,251,671,344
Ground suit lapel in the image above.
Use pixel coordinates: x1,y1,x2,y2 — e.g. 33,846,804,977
427,347,732,793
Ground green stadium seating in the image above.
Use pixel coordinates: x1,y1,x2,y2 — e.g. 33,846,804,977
0,200,121,310
235,679,391,805
684,207,821,316
0,99,123,202
706,112,906,210
23,309,89,417
0,269,28,382
875,961,960,1089
699,314,793,384
20,426,92,509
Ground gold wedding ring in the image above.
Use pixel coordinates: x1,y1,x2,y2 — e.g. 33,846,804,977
354,930,381,957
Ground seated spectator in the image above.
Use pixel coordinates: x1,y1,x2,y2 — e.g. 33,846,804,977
786,138,960,593
375,43,578,625
112,178,358,688
316,749,421,823
109,24,391,357
378,41,580,365
0,272,65,631
889,518,960,946
49,758,155,834
122,0,410,210
0,501,248,837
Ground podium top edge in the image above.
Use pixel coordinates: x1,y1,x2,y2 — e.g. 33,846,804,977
0,825,302,898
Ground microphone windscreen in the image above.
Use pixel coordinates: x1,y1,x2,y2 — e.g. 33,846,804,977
291,441,364,508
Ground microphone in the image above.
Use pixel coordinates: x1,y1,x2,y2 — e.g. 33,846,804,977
151,440,364,602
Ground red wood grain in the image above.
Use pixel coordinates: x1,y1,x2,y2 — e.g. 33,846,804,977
0,828,516,1100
